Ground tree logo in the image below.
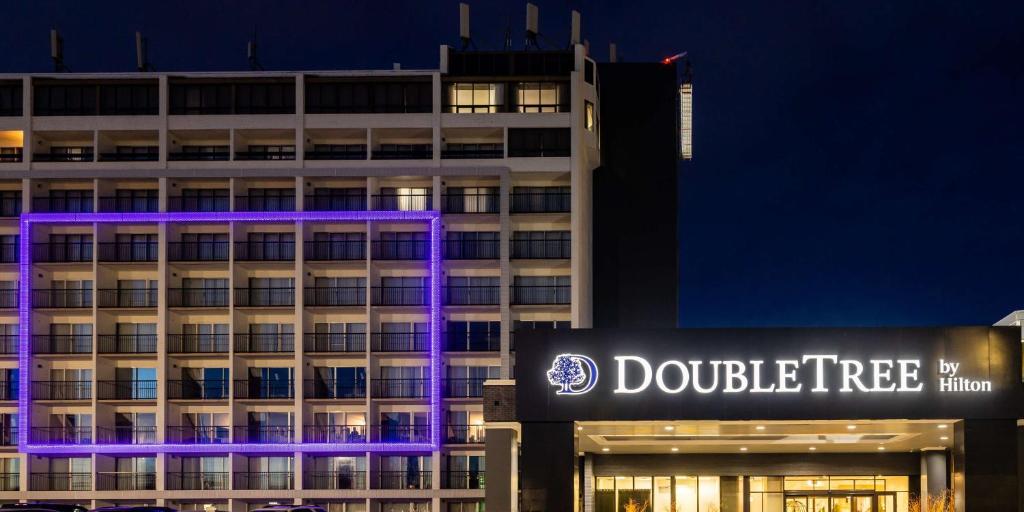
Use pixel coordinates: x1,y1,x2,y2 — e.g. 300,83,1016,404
546,353,599,395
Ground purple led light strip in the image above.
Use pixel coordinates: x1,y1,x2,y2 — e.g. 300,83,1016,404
18,210,442,454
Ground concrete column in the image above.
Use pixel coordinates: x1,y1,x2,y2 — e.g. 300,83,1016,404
521,422,574,512
920,449,949,508
952,419,1018,512
485,427,519,512
499,172,511,378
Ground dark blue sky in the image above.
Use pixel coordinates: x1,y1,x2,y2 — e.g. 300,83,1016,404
4,1,1022,327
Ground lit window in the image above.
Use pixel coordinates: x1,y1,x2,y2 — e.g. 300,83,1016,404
585,101,595,131
516,82,567,113
447,83,502,113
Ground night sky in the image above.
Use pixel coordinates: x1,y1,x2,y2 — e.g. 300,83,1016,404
3,1,1022,327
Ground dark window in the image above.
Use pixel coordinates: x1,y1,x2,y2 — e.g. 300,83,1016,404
33,84,97,116
507,128,571,157
447,50,574,77
0,84,22,117
98,84,159,115
305,81,432,113
234,83,295,114
584,59,595,85
169,83,233,115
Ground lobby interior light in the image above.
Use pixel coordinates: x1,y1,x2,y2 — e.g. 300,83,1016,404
671,447,679,452
739,447,748,452
577,426,583,431
755,425,766,431
877,446,886,451
602,447,610,452
940,436,949,441
938,424,948,429
846,425,857,430
664,425,675,431
808,446,817,451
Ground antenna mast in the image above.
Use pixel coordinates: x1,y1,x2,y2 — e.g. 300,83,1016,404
50,29,66,72
247,27,263,71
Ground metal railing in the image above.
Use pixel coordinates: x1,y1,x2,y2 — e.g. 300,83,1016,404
371,194,432,211
303,425,368,443
33,380,92,400
32,288,92,308
97,380,157,400
371,378,429,398
233,425,295,443
0,149,22,164
375,470,431,489
372,239,428,260
304,146,367,161
98,334,157,353
371,332,428,352
32,242,93,262
98,152,159,162
0,243,16,262
304,195,368,211
98,196,159,213
443,239,500,259
0,428,14,446
235,195,296,212
371,286,428,306
235,150,296,161
234,472,294,490
233,379,294,399
510,237,572,259
371,146,432,160
442,192,500,213
96,472,156,491
0,382,14,401
445,285,500,305
0,288,16,308
0,472,17,491
371,424,431,443
234,287,295,307
234,241,296,261
441,146,504,159
168,196,230,212
97,288,158,308
30,473,91,491
444,332,500,352
444,378,486,398
165,425,230,444
33,151,95,163
167,287,229,307
443,471,486,489
167,379,230,400
0,197,20,217
234,333,295,352
98,242,159,262
303,332,366,353
304,471,366,490
304,286,366,306
167,334,229,353
303,379,367,399
303,240,366,260
168,151,230,161
31,427,92,444
510,191,571,213
32,196,94,212
97,425,157,444
510,284,571,305
166,472,230,491
0,335,13,354
32,335,92,354
168,241,230,261
445,424,487,444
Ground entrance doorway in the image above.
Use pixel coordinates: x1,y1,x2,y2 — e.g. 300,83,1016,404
784,494,878,512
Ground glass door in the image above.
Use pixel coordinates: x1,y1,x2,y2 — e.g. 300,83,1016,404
876,493,896,512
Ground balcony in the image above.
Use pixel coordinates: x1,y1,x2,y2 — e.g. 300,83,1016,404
167,379,230,400
0,288,16,308
235,287,295,307
98,242,159,262
166,425,230,444
166,472,230,491
510,191,571,213
303,425,367,444
167,287,229,307
30,473,91,491
304,240,366,261
445,424,486,444
442,193,500,214
371,424,430,443
32,335,92,354
443,239,499,260
234,472,294,491
233,425,294,443
32,242,93,263
167,334,229,353
511,285,571,305
303,332,366,353
0,428,14,446
304,194,368,212
168,241,229,261
372,286,428,306
375,470,431,490
33,150,94,163
98,334,157,354
371,332,428,352
303,379,367,400
168,150,230,161
0,472,17,491
98,196,159,213
97,472,156,491
233,379,294,399
33,380,92,400
235,149,296,161
97,288,158,308
0,196,21,217
305,471,366,490
444,378,486,398
371,378,429,398
235,241,296,261
0,243,14,263
33,288,92,308
0,382,14,401
0,148,22,163
31,426,92,444
372,239,428,260
304,286,366,306
0,335,16,354
305,145,367,161
445,285,499,306
511,237,571,259
441,143,503,160
32,196,94,213
97,380,157,400
98,150,159,162
372,144,432,160
371,193,432,211
235,195,296,212
168,195,230,212
445,332,500,352
443,471,486,489
97,425,157,444
234,333,294,353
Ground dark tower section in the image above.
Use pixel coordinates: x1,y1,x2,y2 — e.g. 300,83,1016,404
593,62,681,328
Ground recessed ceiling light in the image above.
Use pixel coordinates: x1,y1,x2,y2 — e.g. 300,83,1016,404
664,425,675,431
847,425,857,430
671,447,679,452
755,425,766,431
940,436,949,441
809,446,817,451
877,446,886,451
577,426,583,431
601,447,610,452
739,447,748,452
938,424,948,429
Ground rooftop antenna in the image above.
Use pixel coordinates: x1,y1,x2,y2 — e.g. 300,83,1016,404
503,14,513,50
525,3,539,49
247,27,263,71
135,31,153,71
570,10,581,46
50,29,66,72
609,42,617,63
459,3,472,50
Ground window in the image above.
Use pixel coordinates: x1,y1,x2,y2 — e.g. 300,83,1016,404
33,84,97,115
584,59,595,84
585,100,595,131
234,82,295,114
98,84,159,115
446,276,499,305
309,187,367,210
311,367,366,400
508,128,571,157
305,81,431,113
0,84,22,117
446,320,501,350
515,82,568,112
511,230,571,259
445,83,504,113
169,83,232,115
378,187,431,211
178,188,229,212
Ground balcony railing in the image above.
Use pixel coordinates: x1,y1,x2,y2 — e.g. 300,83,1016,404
97,288,158,308
235,287,295,307
98,196,159,213
441,145,503,159
442,193,500,213
371,194,432,211
32,288,92,308
445,285,500,306
98,242,159,262
510,191,571,213
168,196,230,212
234,241,296,261
234,472,294,490
235,149,296,161
0,383,15,401
0,335,17,354
445,424,486,444
303,332,366,353
372,286,428,306
0,288,16,308
443,239,500,260
443,471,486,489
444,332,500,352
371,424,430,443
165,425,230,444
304,146,367,161
375,470,431,490
303,240,366,260
0,243,15,263
98,151,159,162
97,380,157,400
371,145,432,160
305,471,366,490
33,151,95,163
31,427,92,444
168,151,230,162
32,196,94,212
444,378,486,398
304,286,366,306
32,242,93,262
0,428,14,446
304,195,368,211
30,473,91,491
233,425,295,443
0,149,23,164
303,424,368,443
371,332,428,352
233,379,294,399
303,379,367,400
166,472,230,491
97,425,158,444
511,238,572,259
234,333,295,353
167,379,230,400
235,195,296,212
167,334,229,353
0,472,17,491
98,334,157,354
33,380,92,401
372,239,428,260
97,472,156,491
510,284,571,305
168,241,229,261
371,378,429,398
32,335,92,354
167,287,229,307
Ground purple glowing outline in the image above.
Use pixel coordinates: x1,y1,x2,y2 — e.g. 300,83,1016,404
18,210,441,454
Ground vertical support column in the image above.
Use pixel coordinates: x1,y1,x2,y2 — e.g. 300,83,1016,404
921,449,949,508
521,422,574,512
155,215,169,492
499,172,511,378
485,427,519,512
952,419,1019,512
158,74,169,167
295,74,305,168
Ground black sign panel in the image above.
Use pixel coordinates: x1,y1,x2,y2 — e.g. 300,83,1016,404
516,327,1024,422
